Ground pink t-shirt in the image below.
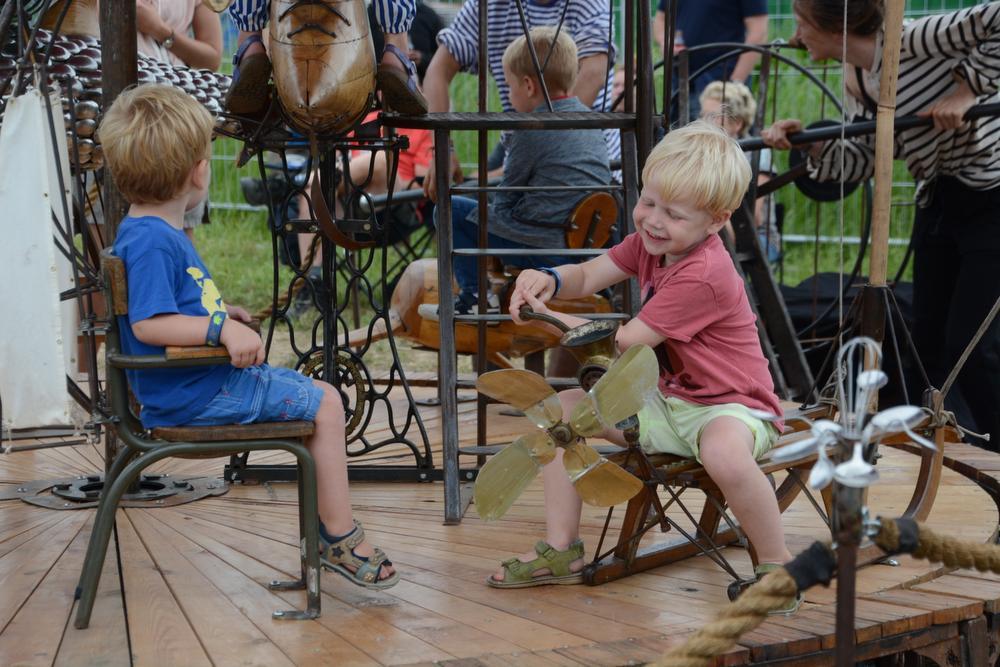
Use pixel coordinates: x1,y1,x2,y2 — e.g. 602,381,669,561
608,232,783,429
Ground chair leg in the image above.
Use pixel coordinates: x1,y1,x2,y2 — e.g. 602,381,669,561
74,450,158,629
271,445,321,620
105,447,138,486
269,459,308,592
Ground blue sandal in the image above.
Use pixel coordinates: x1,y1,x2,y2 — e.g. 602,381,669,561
320,520,400,590
376,43,428,115
225,34,271,115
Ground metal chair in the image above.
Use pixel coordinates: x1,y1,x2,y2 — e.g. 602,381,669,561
74,248,323,629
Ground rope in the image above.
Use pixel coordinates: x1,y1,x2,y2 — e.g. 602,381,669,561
652,518,1000,667
653,543,836,667
652,569,799,667
874,517,1000,573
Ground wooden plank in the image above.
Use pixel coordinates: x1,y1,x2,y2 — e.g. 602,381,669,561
55,518,132,667
860,589,983,624
0,518,121,667
127,509,296,667
116,512,213,666
149,508,455,665
914,574,1000,613
0,512,87,630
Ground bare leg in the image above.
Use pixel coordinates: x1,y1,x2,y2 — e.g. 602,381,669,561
699,416,791,565
309,380,395,579
377,32,428,115
381,33,411,71
491,389,627,582
237,30,265,58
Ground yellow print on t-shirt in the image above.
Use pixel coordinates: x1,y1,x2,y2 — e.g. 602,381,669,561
186,267,226,315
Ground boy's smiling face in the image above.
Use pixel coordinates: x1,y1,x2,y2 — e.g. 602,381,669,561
633,187,727,263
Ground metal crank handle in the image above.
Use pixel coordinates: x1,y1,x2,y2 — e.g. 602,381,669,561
518,306,571,333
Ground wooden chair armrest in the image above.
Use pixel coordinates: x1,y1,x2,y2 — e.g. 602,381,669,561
165,346,231,361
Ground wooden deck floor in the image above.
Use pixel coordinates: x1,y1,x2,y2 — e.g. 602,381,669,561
3,388,1000,666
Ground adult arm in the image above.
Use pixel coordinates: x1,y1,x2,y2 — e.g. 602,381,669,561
135,0,222,70
761,109,877,184
421,47,465,202
907,6,1000,129
653,10,666,55
573,53,610,107
728,14,767,83
905,4,1000,98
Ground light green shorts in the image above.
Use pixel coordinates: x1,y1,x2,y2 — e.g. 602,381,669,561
637,394,779,463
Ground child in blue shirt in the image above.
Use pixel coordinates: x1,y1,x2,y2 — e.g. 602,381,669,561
101,84,398,589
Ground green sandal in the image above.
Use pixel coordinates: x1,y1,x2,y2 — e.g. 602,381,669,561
487,540,585,589
320,520,400,590
754,563,803,615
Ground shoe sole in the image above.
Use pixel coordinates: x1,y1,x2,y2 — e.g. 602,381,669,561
225,54,272,116
485,572,583,589
377,66,428,115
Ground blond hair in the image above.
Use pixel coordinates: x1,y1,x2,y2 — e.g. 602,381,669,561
699,81,757,137
642,120,751,215
502,26,578,95
99,84,213,204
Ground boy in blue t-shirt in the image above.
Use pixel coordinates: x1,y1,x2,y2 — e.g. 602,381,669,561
101,84,398,590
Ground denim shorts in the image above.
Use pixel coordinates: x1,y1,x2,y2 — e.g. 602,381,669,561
186,364,324,426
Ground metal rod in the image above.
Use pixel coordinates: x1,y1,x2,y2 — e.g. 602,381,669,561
452,248,605,257
635,0,654,169
739,102,1000,151
434,129,461,524
451,184,625,193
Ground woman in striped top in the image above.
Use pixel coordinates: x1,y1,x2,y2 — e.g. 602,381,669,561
763,0,1000,449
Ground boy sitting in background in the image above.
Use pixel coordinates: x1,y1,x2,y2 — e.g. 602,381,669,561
431,26,611,316
498,121,799,614
102,84,398,590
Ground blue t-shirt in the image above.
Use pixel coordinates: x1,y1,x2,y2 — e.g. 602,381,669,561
658,0,767,85
113,215,232,428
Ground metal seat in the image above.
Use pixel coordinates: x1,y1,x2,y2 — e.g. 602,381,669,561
74,248,323,629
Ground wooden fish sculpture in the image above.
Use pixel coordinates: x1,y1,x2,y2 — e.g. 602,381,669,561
269,0,376,136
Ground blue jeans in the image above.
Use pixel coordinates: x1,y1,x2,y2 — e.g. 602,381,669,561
447,196,569,296
187,364,324,426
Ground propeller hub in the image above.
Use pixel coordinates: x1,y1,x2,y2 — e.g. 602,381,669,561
548,423,574,445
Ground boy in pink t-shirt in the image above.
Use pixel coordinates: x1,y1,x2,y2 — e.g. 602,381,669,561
497,121,797,613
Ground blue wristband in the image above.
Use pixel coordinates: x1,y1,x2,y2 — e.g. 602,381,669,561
206,311,227,347
539,267,562,296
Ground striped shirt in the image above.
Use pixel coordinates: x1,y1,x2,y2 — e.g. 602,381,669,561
810,3,1000,206
436,0,620,162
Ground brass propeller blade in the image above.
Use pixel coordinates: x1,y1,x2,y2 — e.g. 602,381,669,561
569,345,659,436
563,440,644,507
474,432,554,521
477,369,562,429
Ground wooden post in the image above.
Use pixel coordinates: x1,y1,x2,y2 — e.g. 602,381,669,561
868,0,905,288
99,0,137,481
99,0,137,242
838,2,906,666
